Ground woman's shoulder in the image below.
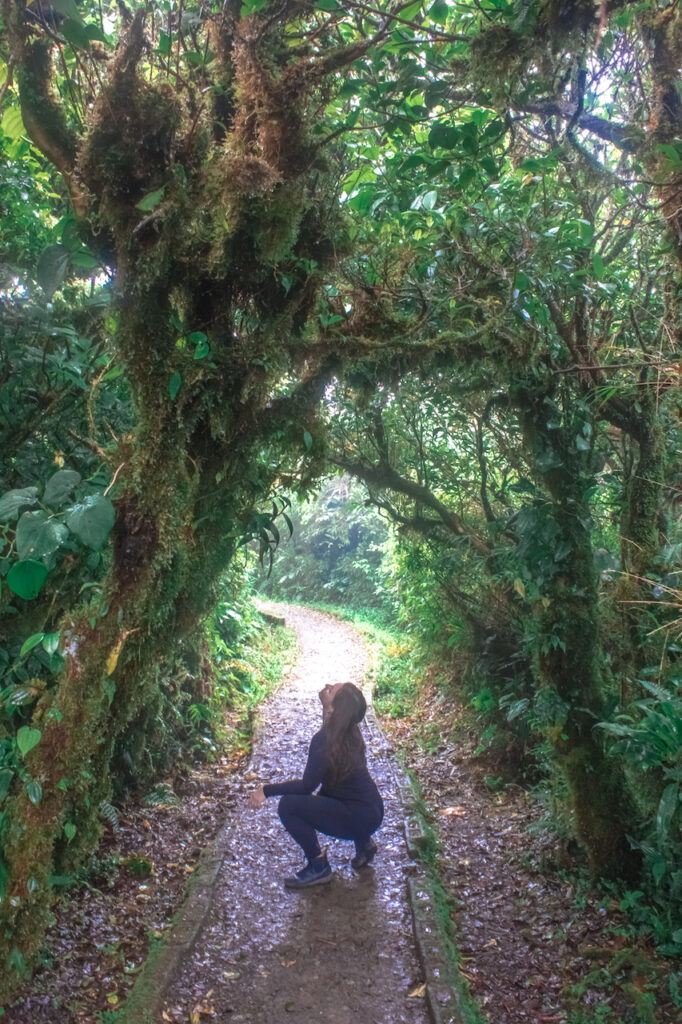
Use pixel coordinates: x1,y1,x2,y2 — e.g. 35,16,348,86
311,726,327,746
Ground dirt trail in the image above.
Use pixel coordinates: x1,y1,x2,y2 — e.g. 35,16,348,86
160,604,429,1024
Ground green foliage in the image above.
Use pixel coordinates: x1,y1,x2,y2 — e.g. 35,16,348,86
598,677,682,952
256,477,391,613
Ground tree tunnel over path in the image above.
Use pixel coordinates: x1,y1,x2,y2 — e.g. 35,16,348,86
1,0,680,1008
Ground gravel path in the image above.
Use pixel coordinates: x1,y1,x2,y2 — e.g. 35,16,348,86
160,604,429,1024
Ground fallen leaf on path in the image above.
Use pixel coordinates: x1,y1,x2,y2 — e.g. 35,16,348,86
439,805,467,816
189,993,215,1022
408,983,427,998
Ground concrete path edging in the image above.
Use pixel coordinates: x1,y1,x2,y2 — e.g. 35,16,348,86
365,708,471,1024
119,825,230,1024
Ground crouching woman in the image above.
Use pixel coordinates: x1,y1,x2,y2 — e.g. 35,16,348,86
248,682,384,889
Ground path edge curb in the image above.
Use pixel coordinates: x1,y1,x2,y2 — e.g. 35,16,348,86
366,706,475,1024
115,827,229,1024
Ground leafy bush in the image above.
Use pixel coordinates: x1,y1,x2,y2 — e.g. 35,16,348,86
599,677,682,952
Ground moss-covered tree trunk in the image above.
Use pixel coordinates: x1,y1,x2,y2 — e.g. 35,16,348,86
0,1,365,994
518,390,641,879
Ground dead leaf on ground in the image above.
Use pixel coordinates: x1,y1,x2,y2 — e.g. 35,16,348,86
408,983,427,998
439,805,467,816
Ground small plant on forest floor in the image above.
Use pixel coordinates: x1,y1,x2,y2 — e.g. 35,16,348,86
97,1011,124,1024
566,1007,614,1024
121,854,154,878
565,947,663,1024
143,782,181,807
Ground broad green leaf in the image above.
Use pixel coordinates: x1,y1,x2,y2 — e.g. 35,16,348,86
189,332,210,359
51,0,83,21
25,779,43,805
656,143,682,166
36,244,70,298
135,187,166,212
42,632,61,655
1,105,25,142
63,822,77,842
16,726,42,757
65,494,115,550
70,249,100,271
168,371,183,400
428,124,459,149
428,0,449,24
303,430,313,451
7,560,49,600
0,769,14,802
158,31,172,55
480,155,497,177
0,487,38,522
19,633,45,658
656,783,679,839
61,18,91,49
16,510,68,563
422,190,438,210
592,252,605,278
44,469,82,507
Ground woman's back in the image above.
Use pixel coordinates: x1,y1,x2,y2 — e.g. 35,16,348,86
314,728,382,806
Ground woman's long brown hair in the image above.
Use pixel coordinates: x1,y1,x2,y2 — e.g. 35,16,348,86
323,683,367,787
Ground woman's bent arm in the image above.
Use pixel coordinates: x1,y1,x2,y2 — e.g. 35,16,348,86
262,731,326,797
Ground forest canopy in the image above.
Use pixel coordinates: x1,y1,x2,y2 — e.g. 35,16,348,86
0,0,680,999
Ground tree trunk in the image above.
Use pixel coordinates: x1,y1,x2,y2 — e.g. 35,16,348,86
518,392,641,879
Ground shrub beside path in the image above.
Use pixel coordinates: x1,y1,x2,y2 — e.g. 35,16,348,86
158,604,430,1024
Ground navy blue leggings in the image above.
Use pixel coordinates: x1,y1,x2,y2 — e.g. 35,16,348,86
277,794,384,861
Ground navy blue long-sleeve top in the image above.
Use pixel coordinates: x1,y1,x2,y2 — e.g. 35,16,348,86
262,727,382,806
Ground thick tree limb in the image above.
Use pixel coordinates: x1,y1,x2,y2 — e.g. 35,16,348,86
3,1,89,218
514,101,641,153
332,454,491,556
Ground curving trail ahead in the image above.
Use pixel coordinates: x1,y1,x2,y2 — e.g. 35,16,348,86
160,604,429,1024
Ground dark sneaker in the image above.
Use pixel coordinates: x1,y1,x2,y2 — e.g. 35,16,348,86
283,852,333,889
351,839,378,870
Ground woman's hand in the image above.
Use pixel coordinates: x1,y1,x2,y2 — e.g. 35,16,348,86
248,785,266,810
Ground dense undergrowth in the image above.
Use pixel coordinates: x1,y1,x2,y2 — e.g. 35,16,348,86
0,593,294,1016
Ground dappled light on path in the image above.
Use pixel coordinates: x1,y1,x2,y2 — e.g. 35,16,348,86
161,604,428,1024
